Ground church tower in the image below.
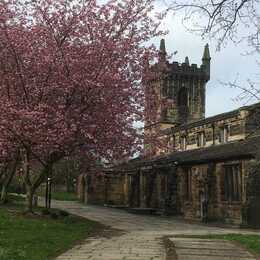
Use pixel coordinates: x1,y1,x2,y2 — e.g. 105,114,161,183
144,39,211,156
145,39,211,129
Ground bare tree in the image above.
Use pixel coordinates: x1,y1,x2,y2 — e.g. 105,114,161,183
164,0,259,102
165,0,259,51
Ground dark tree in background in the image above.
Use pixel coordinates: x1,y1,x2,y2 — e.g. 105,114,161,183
53,155,95,193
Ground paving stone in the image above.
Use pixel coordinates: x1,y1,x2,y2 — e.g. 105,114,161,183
177,256,255,260
38,200,259,260
170,238,256,260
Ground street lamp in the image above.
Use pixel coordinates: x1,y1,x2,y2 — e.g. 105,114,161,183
45,176,52,209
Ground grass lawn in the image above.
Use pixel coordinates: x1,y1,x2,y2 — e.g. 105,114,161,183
180,234,260,255
0,205,99,260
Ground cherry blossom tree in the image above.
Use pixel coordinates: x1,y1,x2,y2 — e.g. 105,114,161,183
0,0,164,212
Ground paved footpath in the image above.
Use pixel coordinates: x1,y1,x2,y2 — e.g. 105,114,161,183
48,200,260,260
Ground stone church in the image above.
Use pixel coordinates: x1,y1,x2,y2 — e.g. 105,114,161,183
78,40,260,228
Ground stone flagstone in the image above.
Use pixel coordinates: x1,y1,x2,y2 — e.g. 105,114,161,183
39,200,259,260
169,237,256,260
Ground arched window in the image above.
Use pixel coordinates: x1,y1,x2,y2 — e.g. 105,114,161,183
178,88,188,107
177,88,189,124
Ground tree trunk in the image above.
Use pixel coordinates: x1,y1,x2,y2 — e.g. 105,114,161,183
0,185,8,204
26,187,34,213
0,159,19,204
24,163,52,212
21,148,56,212
22,150,35,213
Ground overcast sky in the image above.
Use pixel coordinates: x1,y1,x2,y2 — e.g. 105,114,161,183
153,4,259,117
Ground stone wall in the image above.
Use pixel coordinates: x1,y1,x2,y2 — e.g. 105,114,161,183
78,173,127,206
80,157,257,226
104,175,126,205
176,160,252,225
246,160,260,228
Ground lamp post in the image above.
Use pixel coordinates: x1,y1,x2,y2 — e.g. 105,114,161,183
45,168,53,209
48,177,52,209
45,176,49,208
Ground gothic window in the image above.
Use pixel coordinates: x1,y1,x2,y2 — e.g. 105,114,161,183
168,80,174,98
178,88,188,107
222,164,242,202
219,125,229,143
197,132,206,147
178,88,189,124
162,79,168,97
185,168,192,201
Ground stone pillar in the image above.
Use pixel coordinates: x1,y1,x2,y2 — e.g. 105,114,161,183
164,163,178,215
157,174,162,208
140,171,146,208
246,162,260,228
124,173,130,206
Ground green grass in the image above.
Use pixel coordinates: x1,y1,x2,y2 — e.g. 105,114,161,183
50,191,78,201
0,206,99,260
179,234,260,255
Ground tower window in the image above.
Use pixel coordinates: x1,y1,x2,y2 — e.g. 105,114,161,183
162,79,168,97
178,88,189,124
178,88,188,107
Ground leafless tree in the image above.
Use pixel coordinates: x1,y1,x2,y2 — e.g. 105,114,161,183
164,0,259,102
165,0,259,50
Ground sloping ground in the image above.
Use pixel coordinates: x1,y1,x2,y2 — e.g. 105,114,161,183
47,200,260,260
0,204,99,260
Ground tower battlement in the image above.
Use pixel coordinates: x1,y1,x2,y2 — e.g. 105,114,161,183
166,61,209,79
